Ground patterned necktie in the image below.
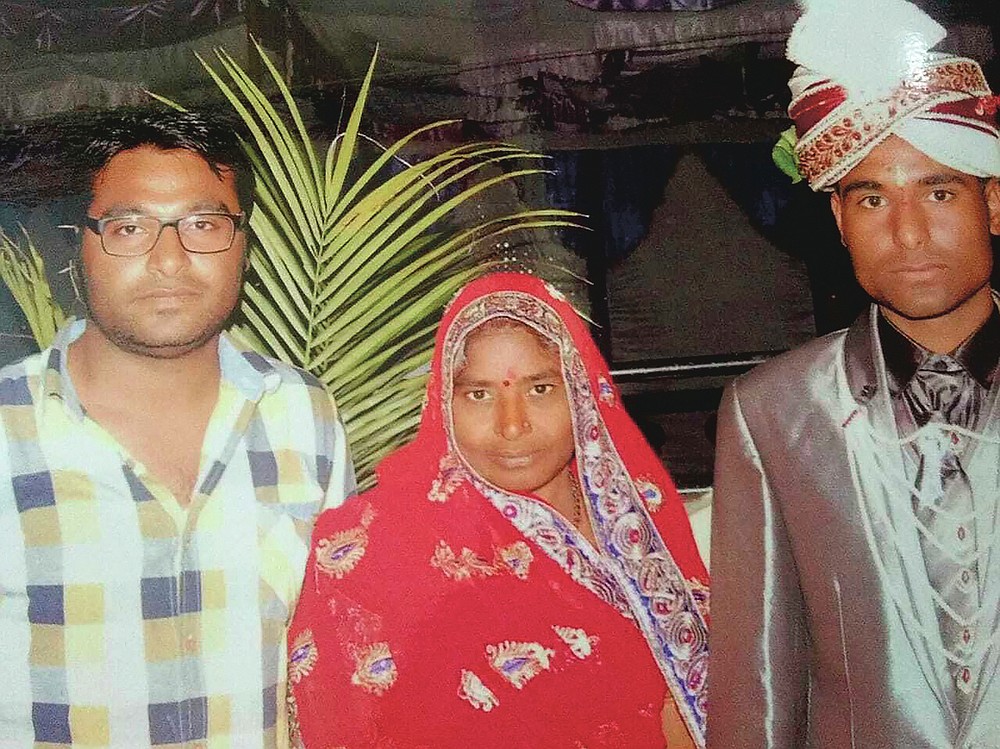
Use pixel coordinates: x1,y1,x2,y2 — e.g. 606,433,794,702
906,354,981,715
905,354,983,430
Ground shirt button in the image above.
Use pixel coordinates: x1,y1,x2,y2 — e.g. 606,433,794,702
957,666,973,693
962,628,973,646
958,526,967,542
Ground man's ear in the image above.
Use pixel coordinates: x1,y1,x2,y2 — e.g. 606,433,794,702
829,189,846,242
985,178,1000,236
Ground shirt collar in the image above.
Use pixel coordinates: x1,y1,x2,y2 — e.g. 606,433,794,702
42,320,281,419
41,319,87,420
218,332,282,400
878,305,1000,394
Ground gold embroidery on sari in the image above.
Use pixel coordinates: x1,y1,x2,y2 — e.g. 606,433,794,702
495,541,533,580
688,576,710,621
597,375,616,407
458,669,500,712
635,478,663,513
288,629,319,684
431,541,497,580
552,625,597,660
428,452,465,503
430,540,534,581
315,505,375,580
286,688,305,749
349,642,398,696
486,641,555,689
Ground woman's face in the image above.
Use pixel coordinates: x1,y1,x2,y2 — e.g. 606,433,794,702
451,321,575,503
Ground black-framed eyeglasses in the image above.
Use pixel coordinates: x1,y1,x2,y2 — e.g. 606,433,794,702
82,212,247,257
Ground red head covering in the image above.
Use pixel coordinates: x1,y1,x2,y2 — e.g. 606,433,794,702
289,272,708,748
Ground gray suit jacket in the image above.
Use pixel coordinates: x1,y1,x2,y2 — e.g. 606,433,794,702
707,306,1000,749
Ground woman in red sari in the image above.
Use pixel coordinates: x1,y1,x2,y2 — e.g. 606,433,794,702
288,273,709,748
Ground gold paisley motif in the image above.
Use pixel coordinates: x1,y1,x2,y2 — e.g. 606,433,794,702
430,540,534,581
314,504,376,579
486,640,555,690
315,526,369,579
552,625,597,660
428,452,465,503
458,669,500,712
495,541,533,581
350,642,398,696
431,541,497,581
288,629,319,684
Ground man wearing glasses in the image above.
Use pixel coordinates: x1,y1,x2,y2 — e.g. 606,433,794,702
0,110,355,747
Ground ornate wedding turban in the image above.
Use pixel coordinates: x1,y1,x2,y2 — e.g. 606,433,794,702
786,0,1000,191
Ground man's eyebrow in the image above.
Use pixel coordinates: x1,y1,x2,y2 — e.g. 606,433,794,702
839,179,882,197
188,200,236,213
94,203,145,217
918,172,968,187
95,200,233,218
839,173,971,197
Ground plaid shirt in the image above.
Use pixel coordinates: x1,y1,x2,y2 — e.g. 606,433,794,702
0,321,355,748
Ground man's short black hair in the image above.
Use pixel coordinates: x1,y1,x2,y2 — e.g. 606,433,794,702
84,109,255,217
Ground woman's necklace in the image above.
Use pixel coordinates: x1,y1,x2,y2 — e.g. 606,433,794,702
569,477,584,530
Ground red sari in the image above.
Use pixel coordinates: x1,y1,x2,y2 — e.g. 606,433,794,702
288,273,709,748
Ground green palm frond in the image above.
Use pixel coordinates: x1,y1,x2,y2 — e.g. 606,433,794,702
0,227,67,349
204,42,585,485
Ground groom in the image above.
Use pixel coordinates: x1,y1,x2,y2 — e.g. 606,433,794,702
709,1,1000,747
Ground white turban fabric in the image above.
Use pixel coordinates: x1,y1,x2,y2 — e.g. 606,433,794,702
786,0,1000,190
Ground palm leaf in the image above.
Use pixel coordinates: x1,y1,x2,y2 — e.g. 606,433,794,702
0,227,67,349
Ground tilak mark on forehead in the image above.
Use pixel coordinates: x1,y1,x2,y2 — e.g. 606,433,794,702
891,162,911,188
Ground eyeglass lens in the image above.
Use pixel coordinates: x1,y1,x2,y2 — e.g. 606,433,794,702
100,214,237,256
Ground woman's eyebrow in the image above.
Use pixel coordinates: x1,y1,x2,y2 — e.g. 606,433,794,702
452,375,493,387
527,368,562,381
453,368,561,387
